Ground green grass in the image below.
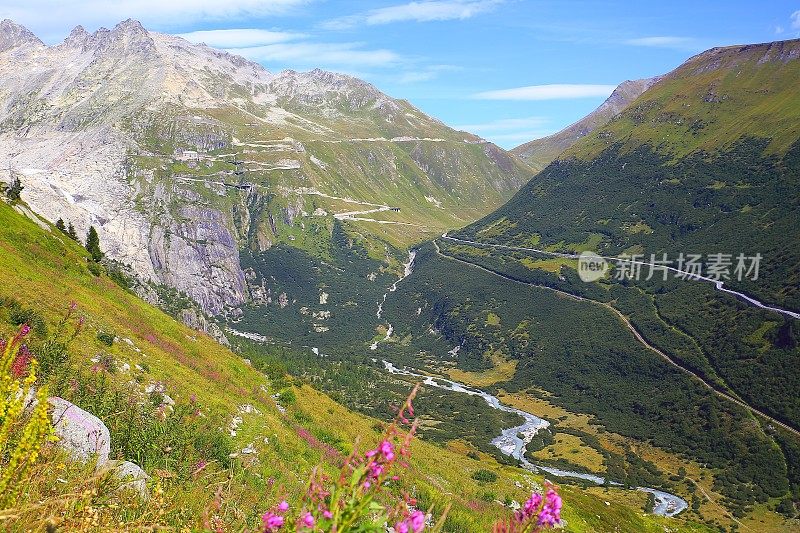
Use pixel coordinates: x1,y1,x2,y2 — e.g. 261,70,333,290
0,201,713,531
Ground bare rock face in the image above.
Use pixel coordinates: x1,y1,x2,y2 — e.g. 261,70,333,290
148,205,247,315
0,18,530,320
49,397,111,465
0,19,44,52
109,460,150,499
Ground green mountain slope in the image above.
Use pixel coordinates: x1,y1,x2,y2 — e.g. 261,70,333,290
0,198,713,531
0,19,533,326
372,39,800,529
511,76,660,169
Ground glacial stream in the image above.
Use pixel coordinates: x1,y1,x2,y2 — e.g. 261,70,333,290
374,251,688,517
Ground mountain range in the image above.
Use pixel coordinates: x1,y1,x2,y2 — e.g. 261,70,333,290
1,17,799,531
0,18,531,321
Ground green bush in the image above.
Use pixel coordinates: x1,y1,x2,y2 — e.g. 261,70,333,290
471,469,498,483
96,331,115,347
87,261,102,277
8,305,47,336
277,388,296,405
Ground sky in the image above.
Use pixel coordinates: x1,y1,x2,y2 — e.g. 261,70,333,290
3,1,800,148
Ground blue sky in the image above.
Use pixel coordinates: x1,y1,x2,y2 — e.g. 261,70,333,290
4,1,800,148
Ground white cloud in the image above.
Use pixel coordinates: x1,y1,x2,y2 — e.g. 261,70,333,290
451,116,553,148
473,84,616,101
178,28,305,48
624,36,697,50
775,25,784,35
229,42,401,68
323,0,501,30
0,0,309,41
453,116,548,132
792,10,800,29
175,28,401,71
396,64,460,83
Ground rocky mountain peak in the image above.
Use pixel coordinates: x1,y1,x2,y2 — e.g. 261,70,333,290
0,19,44,52
61,25,90,49
104,18,155,55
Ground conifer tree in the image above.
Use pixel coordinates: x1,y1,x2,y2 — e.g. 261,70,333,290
55,218,66,232
85,226,103,262
67,223,78,241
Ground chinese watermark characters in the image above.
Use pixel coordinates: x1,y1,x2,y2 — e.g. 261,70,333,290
578,252,762,282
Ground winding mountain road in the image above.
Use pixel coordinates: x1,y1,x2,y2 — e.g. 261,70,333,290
441,234,800,320
432,239,800,439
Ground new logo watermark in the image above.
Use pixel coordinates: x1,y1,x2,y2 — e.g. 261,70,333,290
575,251,761,283
578,251,608,282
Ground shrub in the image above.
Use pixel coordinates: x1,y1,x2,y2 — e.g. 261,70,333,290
87,261,102,277
96,331,115,347
0,325,55,507
8,305,47,336
3,177,23,202
471,469,499,483
276,388,296,406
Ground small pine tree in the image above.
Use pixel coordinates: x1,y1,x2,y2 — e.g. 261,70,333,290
55,218,66,232
67,223,78,241
85,226,103,262
4,177,23,203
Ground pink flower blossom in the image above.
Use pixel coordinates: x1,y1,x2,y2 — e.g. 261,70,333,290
277,501,289,512
10,344,32,378
523,492,542,518
301,512,315,528
409,510,425,532
262,512,284,531
537,488,562,526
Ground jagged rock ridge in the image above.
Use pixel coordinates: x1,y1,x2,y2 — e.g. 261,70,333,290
0,19,531,319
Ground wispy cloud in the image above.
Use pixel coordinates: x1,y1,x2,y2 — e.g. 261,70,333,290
473,84,616,101
323,0,502,30
792,10,800,30
624,36,698,50
228,42,401,68
0,0,309,41
396,64,460,83
176,27,401,70
178,28,305,48
451,116,553,147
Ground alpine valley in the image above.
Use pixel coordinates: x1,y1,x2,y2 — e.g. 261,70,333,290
0,15,798,533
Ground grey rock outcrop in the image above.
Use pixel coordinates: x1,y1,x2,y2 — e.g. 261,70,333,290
49,397,111,465
109,460,150,499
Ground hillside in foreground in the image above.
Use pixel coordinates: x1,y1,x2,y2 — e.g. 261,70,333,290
0,198,714,530
371,38,800,531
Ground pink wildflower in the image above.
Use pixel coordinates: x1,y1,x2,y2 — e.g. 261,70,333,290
395,521,410,533
301,512,315,528
323,510,333,519
262,512,284,531
537,488,562,527
278,501,289,512
12,324,31,347
522,492,542,518
10,344,32,378
409,510,425,532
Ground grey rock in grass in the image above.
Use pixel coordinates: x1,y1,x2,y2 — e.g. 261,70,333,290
49,397,111,465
